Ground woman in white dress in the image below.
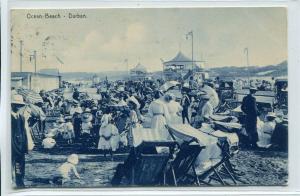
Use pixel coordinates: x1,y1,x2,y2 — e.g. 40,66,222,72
98,109,120,158
165,93,182,125
126,100,143,147
257,112,277,148
148,91,170,140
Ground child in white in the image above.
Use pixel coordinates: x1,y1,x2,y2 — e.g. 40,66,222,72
62,117,75,144
58,154,80,184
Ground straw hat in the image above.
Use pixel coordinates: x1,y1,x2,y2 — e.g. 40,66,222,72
45,129,56,138
64,115,72,120
12,94,25,105
266,112,277,118
67,154,79,165
83,108,91,113
249,87,257,91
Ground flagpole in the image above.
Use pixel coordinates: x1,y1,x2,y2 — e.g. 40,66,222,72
186,31,194,71
191,31,194,68
245,48,250,87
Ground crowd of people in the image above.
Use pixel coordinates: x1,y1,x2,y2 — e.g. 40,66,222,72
11,76,288,187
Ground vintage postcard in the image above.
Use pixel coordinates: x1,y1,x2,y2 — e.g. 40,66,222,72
10,8,288,188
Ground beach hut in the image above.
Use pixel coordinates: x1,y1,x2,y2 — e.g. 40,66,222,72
11,72,62,92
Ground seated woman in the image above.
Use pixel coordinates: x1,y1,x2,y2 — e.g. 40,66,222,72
257,112,277,148
165,93,183,125
200,95,214,124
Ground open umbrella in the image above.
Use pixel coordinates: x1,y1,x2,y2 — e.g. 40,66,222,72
17,88,43,104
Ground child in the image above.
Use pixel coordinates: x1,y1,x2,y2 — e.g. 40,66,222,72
81,108,93,142
98,110,120,158
52,154,81,185
62,116,75,144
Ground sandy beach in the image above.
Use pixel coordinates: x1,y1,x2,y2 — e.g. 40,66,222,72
22,148,288,188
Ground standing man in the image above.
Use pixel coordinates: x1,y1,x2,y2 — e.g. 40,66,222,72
72,88,80,102
181,90,191,124
11,94,33,187
241,87,259,148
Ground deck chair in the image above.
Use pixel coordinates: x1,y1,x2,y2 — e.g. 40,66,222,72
194,137,240,185
194,132,247,186
166,124,241,186
111,141,177,186
165,142,204,186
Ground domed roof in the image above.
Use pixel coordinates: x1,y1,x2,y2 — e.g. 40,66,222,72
131,62,148,73
165,51,193,63
163,51,204,69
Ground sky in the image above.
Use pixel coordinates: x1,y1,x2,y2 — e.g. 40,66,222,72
11,8,287,73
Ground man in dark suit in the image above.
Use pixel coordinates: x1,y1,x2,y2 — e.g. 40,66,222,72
11,95,28,188
241,87,259,148
181,90,191,124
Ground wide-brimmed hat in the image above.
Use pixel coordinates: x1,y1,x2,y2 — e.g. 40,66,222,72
12,94,26,105
83,108,91,113
64,115,72,120
67,154,79,165
45,131,56,138
266,112,277,118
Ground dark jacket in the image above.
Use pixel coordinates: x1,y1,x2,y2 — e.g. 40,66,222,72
241,94,259,119
181,95,191,110
11,113,28,155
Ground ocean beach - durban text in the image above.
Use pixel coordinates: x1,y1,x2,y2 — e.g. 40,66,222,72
26,12,87,19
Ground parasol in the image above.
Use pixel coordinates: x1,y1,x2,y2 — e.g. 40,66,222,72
17,88,43,104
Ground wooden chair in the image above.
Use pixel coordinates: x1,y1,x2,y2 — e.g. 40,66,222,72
111,141,177,186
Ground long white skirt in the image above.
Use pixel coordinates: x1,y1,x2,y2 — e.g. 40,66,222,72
168,113,182,125
150,115,169,140
98,124,120,151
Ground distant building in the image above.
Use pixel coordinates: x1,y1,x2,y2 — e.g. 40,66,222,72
39,68,60,76
130,62,148,80
92,74,101,84
11,72,62,92
163,51,208,81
